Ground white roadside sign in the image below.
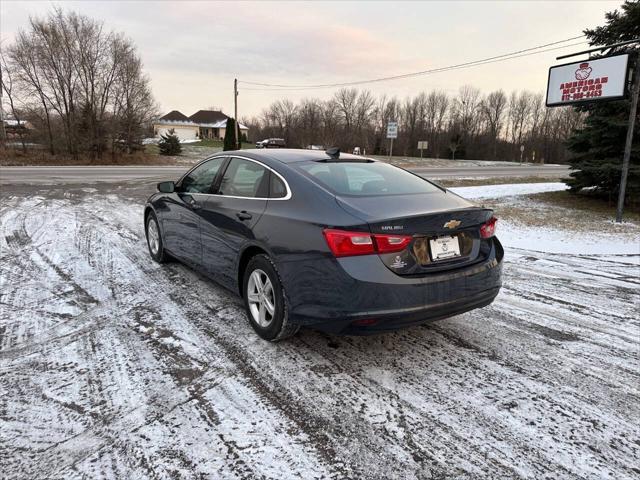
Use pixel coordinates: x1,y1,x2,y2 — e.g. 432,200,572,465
418,140,428,149
387,122,398,139
546,53,629,107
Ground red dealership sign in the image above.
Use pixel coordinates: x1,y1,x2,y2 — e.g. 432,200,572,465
546,53,630,107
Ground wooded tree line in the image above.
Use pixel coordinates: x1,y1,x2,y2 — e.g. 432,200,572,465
243,86,585,163
1,9,157,158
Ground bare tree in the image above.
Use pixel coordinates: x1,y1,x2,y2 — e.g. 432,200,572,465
6,8,156,160
425,91,449,157
480,90,507,159
8,32,56,154
0,44,6,145
0,51,27,152
452,85,482,141
297,98,323,147
401,95,420,156
507,91,533,160
353,90,375,150
112,45,157,154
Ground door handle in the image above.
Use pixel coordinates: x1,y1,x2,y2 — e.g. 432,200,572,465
236,211,252,221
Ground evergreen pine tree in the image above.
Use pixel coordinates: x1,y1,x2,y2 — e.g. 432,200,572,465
565,1,639,205
224,118,238,151
158,129,182,155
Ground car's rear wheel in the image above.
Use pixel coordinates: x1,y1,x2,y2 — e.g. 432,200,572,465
243,254,299,341
146,212,169,263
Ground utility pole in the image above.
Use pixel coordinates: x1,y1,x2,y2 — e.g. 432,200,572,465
616,55,640,223
234,78,240,150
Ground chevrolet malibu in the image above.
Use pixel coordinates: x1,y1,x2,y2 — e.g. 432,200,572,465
144,149,503,341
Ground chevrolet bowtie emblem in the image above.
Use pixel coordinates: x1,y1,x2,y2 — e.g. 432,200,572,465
443,219,461,229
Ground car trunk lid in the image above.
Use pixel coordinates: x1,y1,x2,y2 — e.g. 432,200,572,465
336,192,494,275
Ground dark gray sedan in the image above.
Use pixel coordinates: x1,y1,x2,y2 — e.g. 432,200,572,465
144,149,503,341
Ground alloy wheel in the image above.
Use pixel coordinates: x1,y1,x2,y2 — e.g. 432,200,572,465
247,269,275,328
147,218,160,255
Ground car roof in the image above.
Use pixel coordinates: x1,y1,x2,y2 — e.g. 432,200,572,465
228,148,373,164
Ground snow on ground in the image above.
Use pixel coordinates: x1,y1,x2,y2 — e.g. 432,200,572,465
142,137,201,145
0,183,638,479
450,182,569,200
451,182,640,257
498,222,640,257
380,155,561,168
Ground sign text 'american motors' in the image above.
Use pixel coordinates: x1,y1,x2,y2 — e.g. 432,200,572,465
546,53,629,107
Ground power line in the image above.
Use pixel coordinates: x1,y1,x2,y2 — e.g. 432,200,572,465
239,35,587,91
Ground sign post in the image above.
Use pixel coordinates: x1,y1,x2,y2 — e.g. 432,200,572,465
519,145,525,165
387,121,398,159
616,56,640,223
418,141,428,159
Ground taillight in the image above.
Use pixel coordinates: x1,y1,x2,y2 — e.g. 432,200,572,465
373,233,413,253
480,216,497,239
323,229,412,257
323,229,375,257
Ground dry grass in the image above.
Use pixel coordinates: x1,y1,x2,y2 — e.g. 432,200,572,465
0,148,179,166
482,190,640,233
527,190,640,221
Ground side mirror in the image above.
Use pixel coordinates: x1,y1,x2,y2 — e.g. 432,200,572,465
157,181,175,193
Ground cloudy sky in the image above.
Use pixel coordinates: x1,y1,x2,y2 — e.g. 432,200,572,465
2,0,621,118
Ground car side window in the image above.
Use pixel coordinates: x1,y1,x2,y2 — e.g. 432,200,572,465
269,173,287,198
181,157,225,194
219,158,268,198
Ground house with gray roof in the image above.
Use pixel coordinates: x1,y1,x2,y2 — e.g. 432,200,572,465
153,110,249,141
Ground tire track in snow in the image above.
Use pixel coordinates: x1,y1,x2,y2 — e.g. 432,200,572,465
2,192,338,480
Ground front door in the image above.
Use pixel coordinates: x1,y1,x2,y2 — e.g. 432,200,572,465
200,157,269,287
162,157,226,266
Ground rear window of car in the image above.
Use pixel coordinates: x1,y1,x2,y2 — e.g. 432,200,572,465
296,161,442,196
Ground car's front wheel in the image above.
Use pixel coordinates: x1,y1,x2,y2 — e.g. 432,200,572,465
243,254,299,341
145,211,169,263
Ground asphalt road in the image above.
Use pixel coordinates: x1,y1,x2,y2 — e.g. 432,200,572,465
0,164,570,184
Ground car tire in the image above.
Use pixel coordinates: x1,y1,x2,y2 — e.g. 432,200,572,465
243,254,299,341
145,211,169,263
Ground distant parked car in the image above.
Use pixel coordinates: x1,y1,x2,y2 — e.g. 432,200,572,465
144,148,503,341
306,145,325,150
256,138,286,149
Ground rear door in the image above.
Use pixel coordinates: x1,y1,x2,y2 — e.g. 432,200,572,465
199,157,270,285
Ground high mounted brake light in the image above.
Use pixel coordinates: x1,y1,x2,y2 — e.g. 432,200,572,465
480,216,497,239
323,229,412,257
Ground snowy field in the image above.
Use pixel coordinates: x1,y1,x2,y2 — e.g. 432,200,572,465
451,183,640,256
0,182,638,479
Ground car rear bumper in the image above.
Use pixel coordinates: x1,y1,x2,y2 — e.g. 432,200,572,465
277,238,504,335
